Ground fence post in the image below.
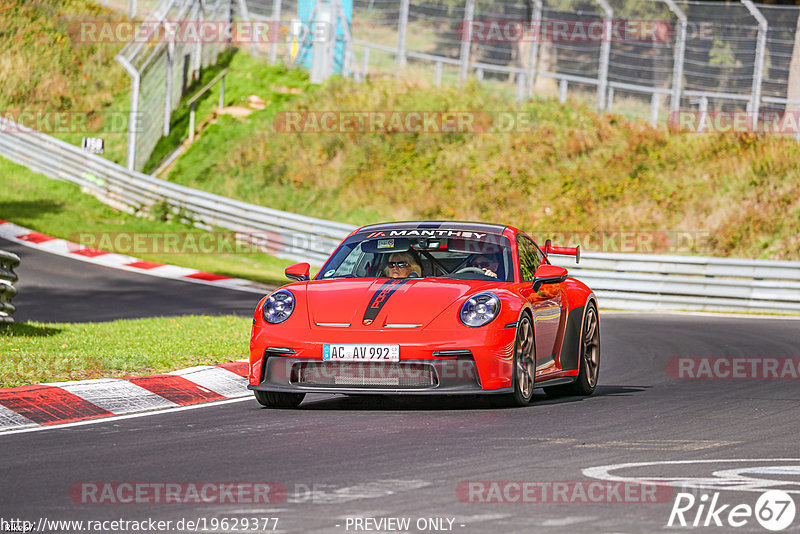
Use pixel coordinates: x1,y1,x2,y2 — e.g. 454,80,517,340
397,0,409,67
742,0,767,128
526,0,543,98
270,0,282,63
164,40,174,136
559,79,568,103
129,0,137,19
516,72,525,102
594,0,612,110
661,0,686,115
459,0,475,86
434,61,442,86
606,86,614,110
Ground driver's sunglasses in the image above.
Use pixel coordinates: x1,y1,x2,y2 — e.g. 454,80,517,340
474,261,492,268
387,261,409,268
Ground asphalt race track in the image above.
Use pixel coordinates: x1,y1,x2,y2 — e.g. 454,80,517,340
2,252,799,534
0,237,261,322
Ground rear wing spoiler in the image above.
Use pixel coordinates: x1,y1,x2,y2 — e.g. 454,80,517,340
542,239,580,264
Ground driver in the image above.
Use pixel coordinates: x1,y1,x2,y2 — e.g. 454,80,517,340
469,254,500,278
383,252,422,279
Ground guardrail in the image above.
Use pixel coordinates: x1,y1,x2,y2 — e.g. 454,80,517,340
0,119,354,265
0,250,20,323
549,252,800,314
1,119,799,314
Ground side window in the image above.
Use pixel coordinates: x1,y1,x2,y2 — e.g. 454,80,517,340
517,236,543,282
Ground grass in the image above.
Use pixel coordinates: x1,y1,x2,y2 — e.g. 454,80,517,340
0,157,300,286
0,315,250,388
162,73,800,261
141,50,312,174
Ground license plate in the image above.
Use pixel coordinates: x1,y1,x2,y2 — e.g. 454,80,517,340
323,344,400,361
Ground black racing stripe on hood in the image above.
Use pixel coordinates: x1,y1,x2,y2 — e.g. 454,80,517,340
362,278,411,324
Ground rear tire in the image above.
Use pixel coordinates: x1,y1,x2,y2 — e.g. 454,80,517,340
502,314,535,407
253,390,305,408
544,302,599,397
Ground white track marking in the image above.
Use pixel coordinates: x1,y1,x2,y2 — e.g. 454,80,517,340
583,459,800,494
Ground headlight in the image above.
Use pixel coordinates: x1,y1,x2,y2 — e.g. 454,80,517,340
459,292,501,327
262,290,295,324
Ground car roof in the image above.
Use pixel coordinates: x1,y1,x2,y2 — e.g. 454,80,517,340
357,221,509,235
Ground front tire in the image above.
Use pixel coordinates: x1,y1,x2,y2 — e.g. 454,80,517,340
544,301,600,397
503,314,535,406
253,389,305,408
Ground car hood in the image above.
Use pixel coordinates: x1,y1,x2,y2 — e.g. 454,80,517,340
304,278,498,328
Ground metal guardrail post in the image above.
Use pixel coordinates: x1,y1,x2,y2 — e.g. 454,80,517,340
459,0,475,86
650,93,660,127
0,250,20,323
526,0,543,99
270,0,282,63
595,0,613,111
693,96,708,133
396,0,409,67
742,0,767,128
116,55,140,171
559,79,568,103
661,0,686,116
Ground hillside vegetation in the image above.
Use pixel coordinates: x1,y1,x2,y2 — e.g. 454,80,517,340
0,0,131,163
165,61,800,260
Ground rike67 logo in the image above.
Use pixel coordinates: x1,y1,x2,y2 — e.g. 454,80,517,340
668,490,796,531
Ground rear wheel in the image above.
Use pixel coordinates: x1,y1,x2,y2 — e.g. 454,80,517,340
503,314,535,406
253,390,305,408
544,302,600,397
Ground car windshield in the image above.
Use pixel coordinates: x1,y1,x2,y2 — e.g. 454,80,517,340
317,232,514,282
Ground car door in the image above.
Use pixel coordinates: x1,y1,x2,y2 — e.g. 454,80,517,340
517,235,563,372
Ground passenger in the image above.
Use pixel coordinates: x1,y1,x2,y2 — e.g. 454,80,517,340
383,252,422,279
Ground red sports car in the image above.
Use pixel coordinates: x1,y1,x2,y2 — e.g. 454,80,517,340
249,221,599,407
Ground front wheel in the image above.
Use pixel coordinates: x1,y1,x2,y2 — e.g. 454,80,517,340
253,389,305,408
544,302,600,397
503,314,535,406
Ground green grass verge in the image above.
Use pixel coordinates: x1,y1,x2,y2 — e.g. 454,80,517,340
0,315,250,388
0,156,298,286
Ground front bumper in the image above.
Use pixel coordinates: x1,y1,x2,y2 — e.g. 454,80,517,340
249,326,517,392
248,356,513,395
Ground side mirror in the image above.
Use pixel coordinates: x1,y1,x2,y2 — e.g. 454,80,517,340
532,265,567,292
285,262,310,281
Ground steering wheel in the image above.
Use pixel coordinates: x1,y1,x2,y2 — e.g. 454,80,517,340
455,267,487,275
